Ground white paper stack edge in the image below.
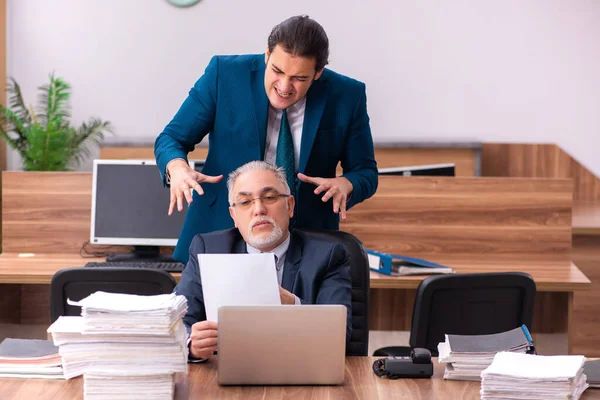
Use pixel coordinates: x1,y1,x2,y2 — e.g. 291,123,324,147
48,292,189,400
480,352,589,400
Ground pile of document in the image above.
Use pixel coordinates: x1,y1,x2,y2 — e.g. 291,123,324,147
0,338,64,379
481,352,589,399
437,325,533,381
48,291,188,400
584,359,600,388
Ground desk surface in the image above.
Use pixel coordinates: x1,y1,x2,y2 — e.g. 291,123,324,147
370,258,591,291
0,252,591,292
1,357,597,400
573,202,600,235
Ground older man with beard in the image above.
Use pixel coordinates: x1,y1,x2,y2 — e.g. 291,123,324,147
175,160,352,361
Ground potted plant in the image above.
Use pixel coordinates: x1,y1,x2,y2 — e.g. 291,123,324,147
0,73,113,171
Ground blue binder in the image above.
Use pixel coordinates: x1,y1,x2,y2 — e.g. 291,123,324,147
366,249,454,276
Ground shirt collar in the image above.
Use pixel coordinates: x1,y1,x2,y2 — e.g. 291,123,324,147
246,232,291,262
269,96,306,116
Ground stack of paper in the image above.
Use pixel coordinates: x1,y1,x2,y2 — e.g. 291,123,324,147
481,352,589,400
48,291,188,400
437,325,533,381
84,373,175,400
0,338,64,379
584,359,600,388
74,291,188,336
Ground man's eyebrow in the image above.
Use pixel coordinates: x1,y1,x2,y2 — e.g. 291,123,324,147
235,187,279,198
271,63,310,80
260,186,279,194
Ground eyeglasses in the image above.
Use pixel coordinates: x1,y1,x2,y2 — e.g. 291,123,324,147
231,194,290,210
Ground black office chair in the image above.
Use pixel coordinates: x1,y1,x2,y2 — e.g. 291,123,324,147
303,229,370,356
373,272,536,357
50,267,177,323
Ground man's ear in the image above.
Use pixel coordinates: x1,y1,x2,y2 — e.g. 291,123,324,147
287,196,295,218
264,46,271,64
229,207,238,228
313,68,324,81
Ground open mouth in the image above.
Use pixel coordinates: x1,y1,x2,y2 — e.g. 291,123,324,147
274,87,293,98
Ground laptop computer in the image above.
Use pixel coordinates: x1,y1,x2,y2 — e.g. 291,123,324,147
217,305,347,385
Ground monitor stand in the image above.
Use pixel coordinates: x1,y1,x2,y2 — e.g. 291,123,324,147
106,246,176,263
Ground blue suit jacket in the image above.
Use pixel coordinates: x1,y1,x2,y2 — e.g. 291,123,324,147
155,54,378,263
174,228,353,343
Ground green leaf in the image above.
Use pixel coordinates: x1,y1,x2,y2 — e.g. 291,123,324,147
0,75,113,171
7,78,32,125
0,107,29,154
37,73,72,130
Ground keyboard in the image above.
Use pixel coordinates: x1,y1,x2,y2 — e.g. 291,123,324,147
84,261,186,273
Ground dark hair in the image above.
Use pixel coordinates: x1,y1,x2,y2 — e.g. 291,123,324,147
267,15,329,72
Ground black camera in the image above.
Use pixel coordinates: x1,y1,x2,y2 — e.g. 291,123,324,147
372,348,433,379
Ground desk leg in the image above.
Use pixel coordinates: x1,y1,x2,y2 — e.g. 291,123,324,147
0,284,21,323
0,284,50,324
568,291,573,355
0,284,52,342
369,288,416,330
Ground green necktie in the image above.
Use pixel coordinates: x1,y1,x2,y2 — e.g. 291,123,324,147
275,109,296,198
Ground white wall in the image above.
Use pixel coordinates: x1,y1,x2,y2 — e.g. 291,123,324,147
6,0,600,175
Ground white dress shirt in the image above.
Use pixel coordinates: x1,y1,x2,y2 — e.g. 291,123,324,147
246,233,301,305
168,97,306,181
263,97,306,169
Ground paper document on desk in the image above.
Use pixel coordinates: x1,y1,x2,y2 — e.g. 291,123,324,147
480,352,588,400
198,253,281,323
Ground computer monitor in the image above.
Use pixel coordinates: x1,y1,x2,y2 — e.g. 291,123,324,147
91,159,191,262
378,163,455,177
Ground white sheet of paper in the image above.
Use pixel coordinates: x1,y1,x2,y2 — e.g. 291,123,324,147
198,253,281,322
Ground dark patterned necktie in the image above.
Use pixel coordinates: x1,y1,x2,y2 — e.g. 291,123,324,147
275,109,296,198
275,109,297,228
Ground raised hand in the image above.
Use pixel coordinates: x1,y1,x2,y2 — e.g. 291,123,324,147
297,173,354,220
166,159,223,215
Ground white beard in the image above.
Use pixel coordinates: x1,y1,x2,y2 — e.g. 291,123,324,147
246,216,284,250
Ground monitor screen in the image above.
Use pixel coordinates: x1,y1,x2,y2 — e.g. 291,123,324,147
91,159,189,247
378,163,455,177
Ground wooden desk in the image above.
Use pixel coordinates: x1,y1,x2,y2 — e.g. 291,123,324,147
1,357,597,400
1,173,591,354
0,252,590,291
0,253,106,284
99,141,482,176
0,252,590,355
370,258,591,292
571,202,600,355
573,202,600,235
368,256,591,355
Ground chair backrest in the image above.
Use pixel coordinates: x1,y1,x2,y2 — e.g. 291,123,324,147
50,267,177,323
301,229,370,356
409,272,536,356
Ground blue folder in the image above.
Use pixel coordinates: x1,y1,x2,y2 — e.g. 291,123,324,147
366,249,455,276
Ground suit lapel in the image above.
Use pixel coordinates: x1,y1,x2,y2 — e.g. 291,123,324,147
250,56,269,159
298,78,328,175
281,231,302,290
232,231,247,254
